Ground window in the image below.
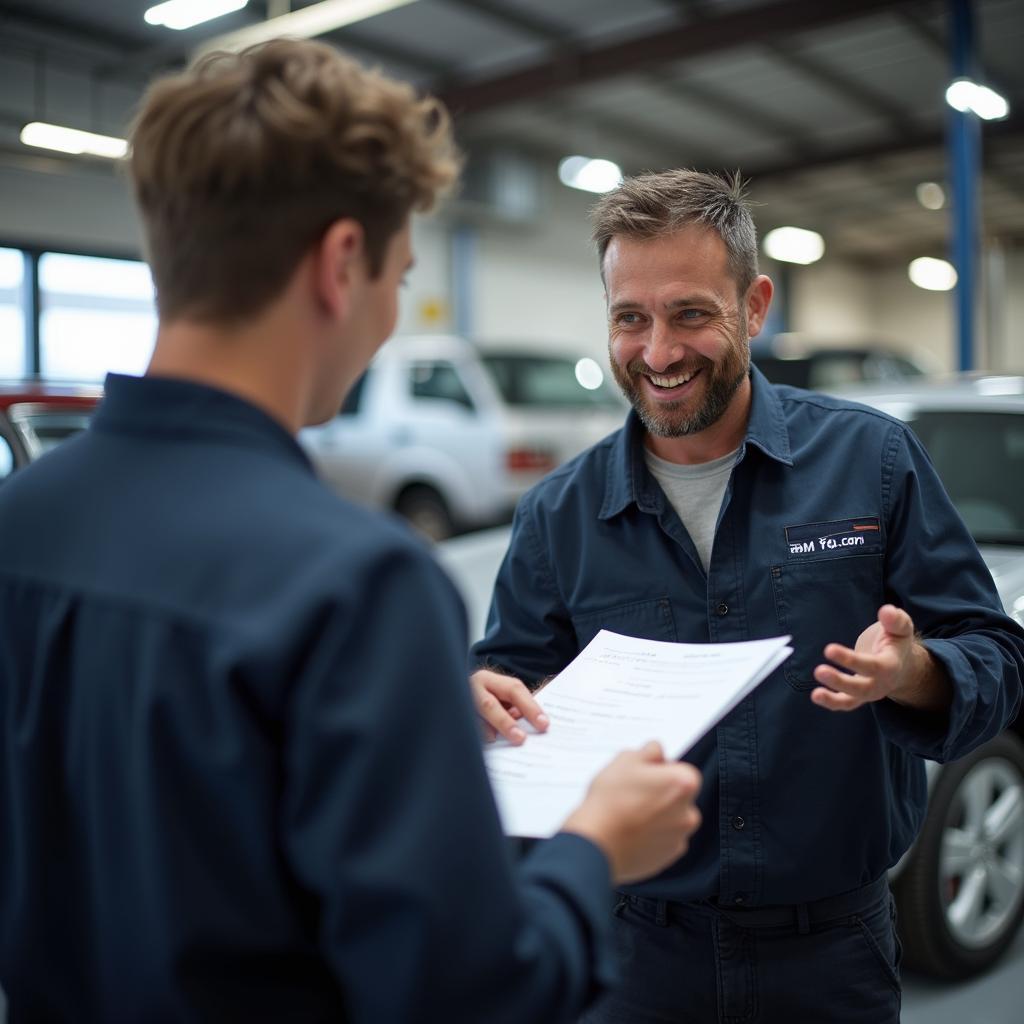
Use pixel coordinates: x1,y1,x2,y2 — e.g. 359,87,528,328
409,362,475,410
910,410,1024,545
0,433,14,480
39,253,157,382
0,248,26,378
340,372,368,415
480,353,623,408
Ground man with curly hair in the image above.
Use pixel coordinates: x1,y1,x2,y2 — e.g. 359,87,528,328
0,41,703,1022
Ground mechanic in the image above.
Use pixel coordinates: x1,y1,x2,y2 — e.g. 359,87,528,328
472,168,1024,1023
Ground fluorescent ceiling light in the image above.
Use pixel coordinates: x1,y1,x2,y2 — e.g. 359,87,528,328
196,0,418,54
762,226,824,265
558,155,622,194
574,358,605,391
908,257,957,292
145,0,248,31
916,181,945,211
945,78,1010,120
20,122,127,159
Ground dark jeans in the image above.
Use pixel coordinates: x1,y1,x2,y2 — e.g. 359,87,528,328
580,875,902,1024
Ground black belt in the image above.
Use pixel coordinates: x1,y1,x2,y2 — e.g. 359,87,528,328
706,874,890,931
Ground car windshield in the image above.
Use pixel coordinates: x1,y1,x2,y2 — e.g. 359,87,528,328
480,353,622,408
908,410,1024,547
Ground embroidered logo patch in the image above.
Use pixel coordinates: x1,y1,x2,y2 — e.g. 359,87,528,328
785,517,882,558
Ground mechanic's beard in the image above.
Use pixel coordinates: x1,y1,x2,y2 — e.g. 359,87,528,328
610,335,750,438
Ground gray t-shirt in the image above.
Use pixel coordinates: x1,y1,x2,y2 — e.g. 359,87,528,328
644,446,739,572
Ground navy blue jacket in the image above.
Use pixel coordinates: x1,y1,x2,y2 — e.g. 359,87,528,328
474,367,1024,907
0,374,614,1022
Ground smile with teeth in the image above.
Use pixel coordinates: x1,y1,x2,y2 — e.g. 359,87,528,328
646,369,699,389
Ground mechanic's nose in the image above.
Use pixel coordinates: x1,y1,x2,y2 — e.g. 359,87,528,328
643,321,683,373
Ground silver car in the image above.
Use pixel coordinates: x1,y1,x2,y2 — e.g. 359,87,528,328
299,336,626,540
438,372,1024,980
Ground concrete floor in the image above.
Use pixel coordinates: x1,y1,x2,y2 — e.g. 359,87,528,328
2,930,1023,1022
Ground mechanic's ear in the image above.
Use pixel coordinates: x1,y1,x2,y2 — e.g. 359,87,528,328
745,275,774,339
316,218,365,321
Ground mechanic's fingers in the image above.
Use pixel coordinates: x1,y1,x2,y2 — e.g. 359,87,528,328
482,721,498,743
810,687,864,712
813,664,874,694
490,677,550,733
878,604,914,638
823,644,887,675
474,692,527,745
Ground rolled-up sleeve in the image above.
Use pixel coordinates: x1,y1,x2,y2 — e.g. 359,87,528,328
872,423,1024,762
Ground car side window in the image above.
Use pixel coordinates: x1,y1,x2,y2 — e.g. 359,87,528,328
0,434,13,481
409,362,475,411
339,372,367,416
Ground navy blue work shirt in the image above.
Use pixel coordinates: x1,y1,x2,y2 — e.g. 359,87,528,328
474,366,1024,907
0,374,615,1022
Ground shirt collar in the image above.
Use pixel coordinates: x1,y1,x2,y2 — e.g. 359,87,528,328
599,363,793,520
93,373,315,471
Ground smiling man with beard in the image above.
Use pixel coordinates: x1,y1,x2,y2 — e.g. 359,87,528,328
470,169,1023,1022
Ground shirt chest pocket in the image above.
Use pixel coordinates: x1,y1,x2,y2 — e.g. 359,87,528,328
570,597,678,650
770,556,884,691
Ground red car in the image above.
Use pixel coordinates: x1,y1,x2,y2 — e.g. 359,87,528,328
0,381,102,482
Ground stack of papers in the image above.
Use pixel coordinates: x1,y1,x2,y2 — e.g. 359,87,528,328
484,629,792,838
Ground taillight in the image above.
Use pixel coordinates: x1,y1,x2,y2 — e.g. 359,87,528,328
506,447,557,473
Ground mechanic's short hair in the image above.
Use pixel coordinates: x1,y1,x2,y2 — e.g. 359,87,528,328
591,169,758,295
129,37,459,323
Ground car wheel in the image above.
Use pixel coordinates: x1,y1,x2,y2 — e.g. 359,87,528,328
894,731,1024,979
394,485,455,542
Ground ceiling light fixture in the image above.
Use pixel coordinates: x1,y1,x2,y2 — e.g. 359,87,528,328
20,122,127,159
916,181,945,210
762,226,825,266
574,358,605,391
558,156,622,194
945,78,1010,120
196,0,418,54
908,257,957,292
145,0,249,31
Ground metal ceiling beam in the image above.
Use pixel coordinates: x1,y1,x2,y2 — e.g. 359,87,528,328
744,105,1024,183
437,0,571,44
438,0,925,116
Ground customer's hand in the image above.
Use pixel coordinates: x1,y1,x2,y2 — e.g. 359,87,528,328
561,741,702,884
470,668,549,744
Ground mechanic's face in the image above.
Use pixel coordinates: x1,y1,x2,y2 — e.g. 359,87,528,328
605,225,751,439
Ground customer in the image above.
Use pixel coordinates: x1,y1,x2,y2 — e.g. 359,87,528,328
0,43,702,1023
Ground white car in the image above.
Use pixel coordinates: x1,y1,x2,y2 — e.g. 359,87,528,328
299,335,626,540
438,372,1024,980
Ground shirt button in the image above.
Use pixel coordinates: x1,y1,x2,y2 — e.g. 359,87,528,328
733,894,746,905
716,602,729,616
732,816,745,830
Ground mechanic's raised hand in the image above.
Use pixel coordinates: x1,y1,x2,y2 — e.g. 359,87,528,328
470,668,549,744
812,604,951,713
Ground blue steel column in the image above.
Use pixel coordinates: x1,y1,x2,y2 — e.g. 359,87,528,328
451,223,476,338
948,0,980,372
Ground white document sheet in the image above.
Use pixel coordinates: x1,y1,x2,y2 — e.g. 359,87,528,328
484,629,792,838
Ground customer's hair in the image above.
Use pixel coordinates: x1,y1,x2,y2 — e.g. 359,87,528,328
590,169,758,294
128,38,460,323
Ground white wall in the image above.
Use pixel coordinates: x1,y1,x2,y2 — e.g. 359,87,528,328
470,177,608,360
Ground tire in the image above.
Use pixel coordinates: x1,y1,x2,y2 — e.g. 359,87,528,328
893,731,1024,979
394,485,455,542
